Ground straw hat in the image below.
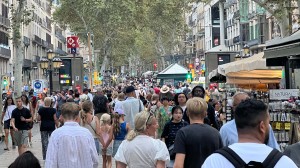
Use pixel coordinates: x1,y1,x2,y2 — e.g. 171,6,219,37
160,85,170,94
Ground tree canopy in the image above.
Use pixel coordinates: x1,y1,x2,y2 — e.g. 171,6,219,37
53,0,192,71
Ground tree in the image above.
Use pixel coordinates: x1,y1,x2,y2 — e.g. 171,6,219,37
10,0,33,97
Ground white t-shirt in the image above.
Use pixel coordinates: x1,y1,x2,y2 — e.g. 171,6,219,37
114,135,170,168
3,105,16,121
202,143,297,168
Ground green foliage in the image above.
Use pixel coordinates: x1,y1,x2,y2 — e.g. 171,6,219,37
10,0,34,42
53,0,192,66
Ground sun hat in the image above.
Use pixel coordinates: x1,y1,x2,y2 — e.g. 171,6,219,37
160,85,170,94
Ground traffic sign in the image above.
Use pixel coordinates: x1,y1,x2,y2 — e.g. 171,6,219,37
67,36,79,48
33,80,43,93
11,76,15,81
71,48,76,54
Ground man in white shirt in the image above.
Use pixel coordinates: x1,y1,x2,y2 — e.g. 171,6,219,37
123,86,144,129
45,103,99,168
202,99,297,168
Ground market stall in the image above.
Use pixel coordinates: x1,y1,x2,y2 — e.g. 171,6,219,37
156,63,188,86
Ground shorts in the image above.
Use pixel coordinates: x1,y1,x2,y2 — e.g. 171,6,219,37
113,140,123,157
14,130,29,146
100,144,113,156
4,120,12,129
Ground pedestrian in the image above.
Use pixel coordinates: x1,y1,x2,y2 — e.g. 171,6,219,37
1,96,16,150
173,97,223,168
185,85,220,130
79,100,105,155
8,151,41,168
37,97,59,160
174,93,187,114
45,103,99,168
114,111,170,167
202,99,297,168
74,92,80,105
10,97,33,155
112,109,130,161
157,97,172,137
220,92,279,149
113,92,125,111
283,134,300,167
93,94,109,120
21,94,34,147
161,106,188,167
100,113,113,168
123,86,144,129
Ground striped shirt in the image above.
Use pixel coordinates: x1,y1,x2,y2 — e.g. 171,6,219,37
45,122,99,168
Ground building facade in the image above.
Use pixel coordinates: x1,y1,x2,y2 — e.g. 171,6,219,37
0,0,11,78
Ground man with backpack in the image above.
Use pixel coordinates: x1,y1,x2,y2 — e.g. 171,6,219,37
202,99,297,168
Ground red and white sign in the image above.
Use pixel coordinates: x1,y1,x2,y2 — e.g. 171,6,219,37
67,36,79,48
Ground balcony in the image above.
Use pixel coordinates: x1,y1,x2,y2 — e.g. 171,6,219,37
55,32,66,43
32,55,40,63
55,48,67,56
233,10,240,20
23,36,30,46
233,35,240,44
0,16,10,28
42,40,48,48
23,59,32,68
0,46,11,59
32,35,42,45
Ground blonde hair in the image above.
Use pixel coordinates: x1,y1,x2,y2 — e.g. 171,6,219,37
44,97,52,107
79,94,89,102
126,111,154,141
117,92,125,101
80,100,93,125
100,113,111,126
151,94,159,101
186,97,208,119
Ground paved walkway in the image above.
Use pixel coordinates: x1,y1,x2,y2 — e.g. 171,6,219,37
0,124,115,168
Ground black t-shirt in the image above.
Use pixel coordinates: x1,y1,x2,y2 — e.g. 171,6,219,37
38,107,56,131
182,104,220,130
161,120,189,148
11,107,32,130
173,123,223,168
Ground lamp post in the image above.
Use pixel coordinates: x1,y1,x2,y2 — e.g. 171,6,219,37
235,54,242,61
243,44,250,57
40,51,62,94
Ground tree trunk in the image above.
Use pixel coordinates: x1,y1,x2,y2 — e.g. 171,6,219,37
12,0,25,97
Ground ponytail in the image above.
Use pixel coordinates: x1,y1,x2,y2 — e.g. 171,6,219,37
80,110,87,125
126,130,139,141
113,113,121,136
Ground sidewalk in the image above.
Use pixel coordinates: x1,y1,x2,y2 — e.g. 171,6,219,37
0,124,115,168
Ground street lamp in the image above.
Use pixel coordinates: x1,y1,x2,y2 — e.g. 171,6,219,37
235,54,242,61
83,61,88,69
243,44,250,57
40,51,62,94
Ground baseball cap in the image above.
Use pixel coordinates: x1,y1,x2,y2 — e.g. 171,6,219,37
125,86,135,93
115,109,125,115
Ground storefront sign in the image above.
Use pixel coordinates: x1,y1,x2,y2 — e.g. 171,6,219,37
269,89,299,100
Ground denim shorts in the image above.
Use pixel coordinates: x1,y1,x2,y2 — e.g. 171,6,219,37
3,119,12,129
113,140,123,157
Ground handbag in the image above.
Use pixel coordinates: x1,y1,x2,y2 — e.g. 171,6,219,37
168,144,176,160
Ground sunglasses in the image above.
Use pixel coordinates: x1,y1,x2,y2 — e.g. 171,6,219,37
145,112,154,125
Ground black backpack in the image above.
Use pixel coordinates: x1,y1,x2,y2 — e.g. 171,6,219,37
215,147,283,168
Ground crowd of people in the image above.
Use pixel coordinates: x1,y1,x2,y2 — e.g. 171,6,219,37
1,82,300,168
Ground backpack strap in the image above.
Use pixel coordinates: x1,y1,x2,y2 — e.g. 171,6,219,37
262,149,283,168
215,147,245,168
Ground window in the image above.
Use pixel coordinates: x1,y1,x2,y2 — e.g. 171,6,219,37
0,32,9,46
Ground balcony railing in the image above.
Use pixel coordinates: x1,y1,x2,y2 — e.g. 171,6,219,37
23,36,30,46
23,59,32,68
42,40,48,48
0,16,10,28
32,35,42,45
55,32,66,43
0,46,11,59
32,55,40,63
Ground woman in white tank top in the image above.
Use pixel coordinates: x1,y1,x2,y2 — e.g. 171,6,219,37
79,100,105,155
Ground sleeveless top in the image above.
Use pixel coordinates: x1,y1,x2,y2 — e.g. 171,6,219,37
101,125,112,147
81,116,97,138
115,122,127,140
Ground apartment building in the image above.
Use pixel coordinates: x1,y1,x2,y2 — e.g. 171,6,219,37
12,0,67,87
0,0,10,76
